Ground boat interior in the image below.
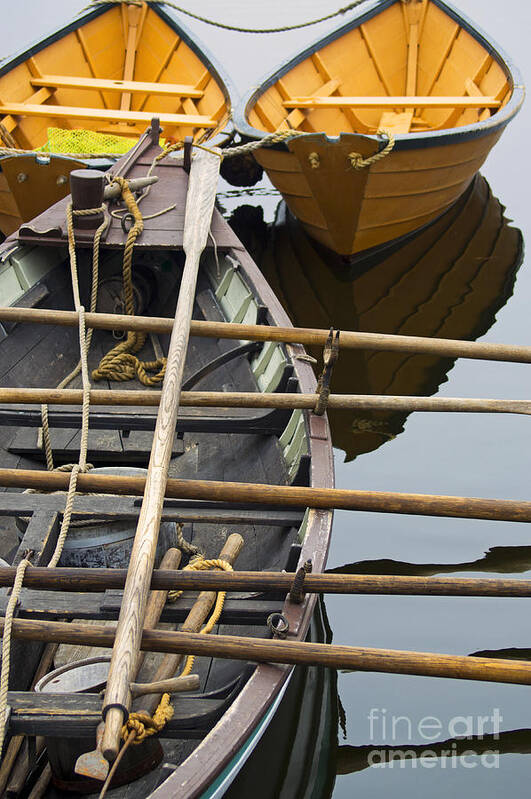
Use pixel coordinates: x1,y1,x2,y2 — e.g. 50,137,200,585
247,0,513,137
0,180,315,793
0,2,229,153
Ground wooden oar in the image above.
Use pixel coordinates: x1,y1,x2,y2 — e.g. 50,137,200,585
3,566,531,597
0,467,529,523
0,387,529,415
75,547,182,781
0,307,530,364
143,533,243,717
5,617,531,687
101,146,221,763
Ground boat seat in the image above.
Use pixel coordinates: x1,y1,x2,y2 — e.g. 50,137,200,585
282,95,501,110
30,75,204,99
0,103,216,129
7,672,251,739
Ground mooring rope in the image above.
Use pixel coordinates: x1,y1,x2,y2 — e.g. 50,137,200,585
45,203,107,568
348,128,395,169
0,557,32,755
85,0,370,34
0,200,111,756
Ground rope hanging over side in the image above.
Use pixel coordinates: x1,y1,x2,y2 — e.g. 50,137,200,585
92,176,167,386
348,129,395,170
222,130,305,158
85,0,371,34
40,203,108,472
0,557,31,755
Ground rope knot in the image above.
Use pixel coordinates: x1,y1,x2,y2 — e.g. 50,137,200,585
121,694,174,744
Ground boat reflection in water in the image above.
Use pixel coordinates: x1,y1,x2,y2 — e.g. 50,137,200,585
336,728,531,776
224,599,338,799
231,173,523,462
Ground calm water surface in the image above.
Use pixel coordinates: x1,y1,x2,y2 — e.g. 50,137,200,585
3,1,530,796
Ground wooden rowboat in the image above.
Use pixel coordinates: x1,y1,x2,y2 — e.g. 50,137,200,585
0,125,333,796
0,1,231,237
232,172,522,461
234,0,524,258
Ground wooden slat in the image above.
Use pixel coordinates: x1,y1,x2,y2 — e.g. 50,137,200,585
75,28,109,110
0,103,216,128
283,96,501,109
278,77,342,131
406,23,419,96
30,75,203,99
0,88,53,135
378,110,414,134
466,77,491,122
121,4,143,111
310,52,366,131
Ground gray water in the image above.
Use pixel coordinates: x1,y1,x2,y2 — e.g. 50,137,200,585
3,1,531,796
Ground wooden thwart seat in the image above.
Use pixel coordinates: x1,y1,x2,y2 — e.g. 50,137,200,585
30,75,204,99
283,96,501,109
0,103,216,128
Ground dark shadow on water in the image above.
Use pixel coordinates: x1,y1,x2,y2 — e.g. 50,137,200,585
327,545,531,577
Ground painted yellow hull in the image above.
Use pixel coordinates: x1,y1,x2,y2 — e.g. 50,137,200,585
236,0,523,256
254,127,502,255
0,2,230,236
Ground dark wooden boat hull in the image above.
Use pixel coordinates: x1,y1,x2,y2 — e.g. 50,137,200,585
0,130,334,797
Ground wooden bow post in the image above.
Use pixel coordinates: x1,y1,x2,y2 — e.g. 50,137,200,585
100,145,221,763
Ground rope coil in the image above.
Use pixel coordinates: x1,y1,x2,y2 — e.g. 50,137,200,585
92,177,167,386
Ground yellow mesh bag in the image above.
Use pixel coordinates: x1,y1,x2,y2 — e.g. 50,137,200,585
44,127,138,155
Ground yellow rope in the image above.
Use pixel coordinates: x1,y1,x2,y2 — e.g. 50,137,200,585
168,557,233,677
117,557,233,747
92,177,167,387
121,693,174,744
348,129,395,170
